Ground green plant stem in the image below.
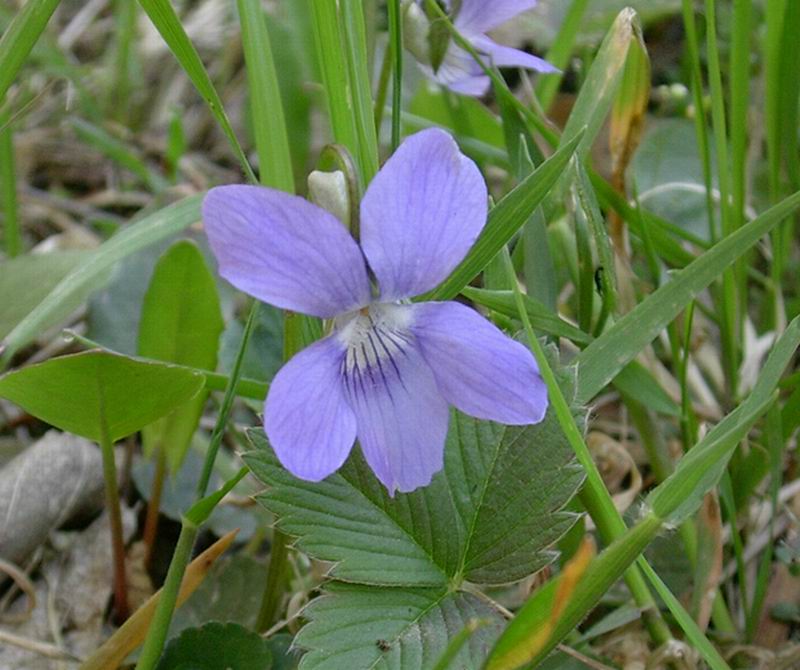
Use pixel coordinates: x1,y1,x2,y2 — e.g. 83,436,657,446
0,119,21,257
387,0,403,152
373,40,393,142
136,301,260,668
112,0,137,124
256,527,291,631
196,301,259,499
99,429,129,621
135,521,198,669
500,249,673,647
142,446,167,568
703,0,739,400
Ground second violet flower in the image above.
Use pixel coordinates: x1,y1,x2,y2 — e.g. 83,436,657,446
203,129,548,495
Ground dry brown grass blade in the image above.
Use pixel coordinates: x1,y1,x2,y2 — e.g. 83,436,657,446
79,529,238,670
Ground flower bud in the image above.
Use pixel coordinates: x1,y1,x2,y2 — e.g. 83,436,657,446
308,170,351,228
403,1,431,65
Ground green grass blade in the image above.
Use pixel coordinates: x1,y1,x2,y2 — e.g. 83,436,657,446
237,0,294,193
340,0,379,182
575,190,800,404
535,0,591,112
69,117,169,192
637,559,732,670
561,8,640,159
0,0,60,103
426,131,583,301
0,117,20,256
647,316,800,524
137,0,256,183
1,194,203,365
310,0,362,187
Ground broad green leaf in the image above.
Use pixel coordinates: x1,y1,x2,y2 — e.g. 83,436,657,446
0,350,204,443
137,0,255,182
0,0,60,103
139,240,224,471
647,315,800,524
0,250,91,340
426,131,583,301
408,87,504,151
156,622,273,670
245,408,583,587
576,189,800,404
561,8,641,158
1,194,202,364
296,584,503,670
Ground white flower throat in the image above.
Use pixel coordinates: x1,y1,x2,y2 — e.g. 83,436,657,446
335,303,414,380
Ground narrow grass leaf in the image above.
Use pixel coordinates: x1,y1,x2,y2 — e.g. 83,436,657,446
0,0,60,103
647,316,800,524
638,559,731,670
1,194,203,364
137,0,255,182
576,190,800,404
487,515,664,669
561,8,640,159
426,131,583,301
236,0,294,193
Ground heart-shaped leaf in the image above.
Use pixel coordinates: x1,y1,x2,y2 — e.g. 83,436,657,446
138,240,224,470
0,350,204,442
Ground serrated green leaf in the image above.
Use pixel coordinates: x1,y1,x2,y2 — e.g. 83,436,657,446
156,622,273,670
245,408,583,587
296,584,503,670
139,240,224,471
0,350,204,442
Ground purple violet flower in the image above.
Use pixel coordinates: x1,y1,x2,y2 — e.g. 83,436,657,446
203,129,548,494
406,0,558,96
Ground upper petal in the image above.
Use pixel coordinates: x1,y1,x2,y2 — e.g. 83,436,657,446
264,335,357,482
341,320,451,495
360,129,488,301
472,35,558,73
417,43,491,96
455,0,539,34
412,301,548,425
203,185,371,318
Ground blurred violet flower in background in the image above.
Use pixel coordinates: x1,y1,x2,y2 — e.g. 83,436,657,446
203,129,547,494
404,0,557,96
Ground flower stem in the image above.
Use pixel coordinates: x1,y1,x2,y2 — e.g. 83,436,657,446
134,521,198,670
135,301,260,668
98,429,129,622
500,248,673,646
142,446,167,568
